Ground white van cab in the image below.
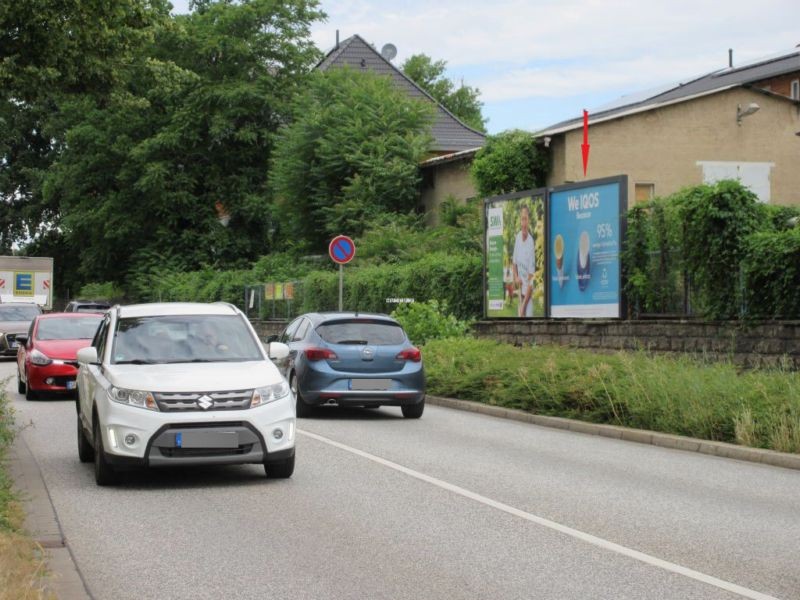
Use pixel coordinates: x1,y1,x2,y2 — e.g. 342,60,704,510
76,302,295,485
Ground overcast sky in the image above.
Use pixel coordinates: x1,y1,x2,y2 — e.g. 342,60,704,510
171,0,800,134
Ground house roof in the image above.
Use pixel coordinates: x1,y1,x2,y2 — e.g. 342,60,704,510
317,35,486,153
537,48,800,137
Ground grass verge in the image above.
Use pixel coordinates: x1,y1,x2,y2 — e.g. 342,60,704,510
0,384,53,600
423,338,800,453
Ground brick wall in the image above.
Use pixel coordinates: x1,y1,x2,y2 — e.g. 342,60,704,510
250,319,287,340
473,320,800,369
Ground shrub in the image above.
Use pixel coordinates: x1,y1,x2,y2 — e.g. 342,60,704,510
78,281,125,301
391,300,472,346
742,228,800,318
471,129,550,197
299,252,482,320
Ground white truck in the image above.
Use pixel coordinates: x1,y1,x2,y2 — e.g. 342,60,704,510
0,256,54,309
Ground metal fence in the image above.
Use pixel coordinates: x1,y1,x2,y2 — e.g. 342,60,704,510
243,282,304,321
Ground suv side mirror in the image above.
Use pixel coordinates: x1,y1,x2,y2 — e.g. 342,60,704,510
267,342,289,360
77,347,99,365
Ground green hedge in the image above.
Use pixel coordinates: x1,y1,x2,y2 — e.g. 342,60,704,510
300,252,482,319
742,228,800,318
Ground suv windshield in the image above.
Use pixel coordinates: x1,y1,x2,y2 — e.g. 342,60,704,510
0,305,40,321
112,315,263,364
37,316,102,340
316,320,405,345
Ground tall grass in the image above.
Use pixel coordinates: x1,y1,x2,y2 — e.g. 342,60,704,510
423,338,800,453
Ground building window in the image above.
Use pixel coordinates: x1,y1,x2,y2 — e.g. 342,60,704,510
791,79,800,100
634,183,655,203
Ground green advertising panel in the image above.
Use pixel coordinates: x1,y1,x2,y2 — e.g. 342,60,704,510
485,191,546,318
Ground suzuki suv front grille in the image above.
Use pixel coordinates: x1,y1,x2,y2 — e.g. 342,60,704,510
154,390,252,412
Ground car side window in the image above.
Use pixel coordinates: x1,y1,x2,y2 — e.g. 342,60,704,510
293,318,310,342
281,318,301,344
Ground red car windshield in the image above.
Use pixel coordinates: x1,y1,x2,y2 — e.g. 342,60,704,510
36,316,103,340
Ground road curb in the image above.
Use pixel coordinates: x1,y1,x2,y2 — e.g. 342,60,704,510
426,395,800,471
8,432,93,600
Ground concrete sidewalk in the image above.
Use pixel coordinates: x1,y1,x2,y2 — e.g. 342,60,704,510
427,395,800,471
8,432,92,599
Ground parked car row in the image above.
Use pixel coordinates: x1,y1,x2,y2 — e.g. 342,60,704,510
6,300,425,487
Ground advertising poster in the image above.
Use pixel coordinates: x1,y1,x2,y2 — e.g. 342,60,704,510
485,192,546,318
548,177,626,318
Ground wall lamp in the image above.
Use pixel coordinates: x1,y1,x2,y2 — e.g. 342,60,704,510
737,102,760,125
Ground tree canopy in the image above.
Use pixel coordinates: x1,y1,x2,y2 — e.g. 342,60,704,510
401,54,486,133
270,67,435,252
3,0,324,290
470,130,550,197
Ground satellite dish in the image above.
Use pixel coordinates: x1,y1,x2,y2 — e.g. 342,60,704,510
381,43,397,61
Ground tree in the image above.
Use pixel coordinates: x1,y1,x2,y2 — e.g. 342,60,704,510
0,0,171,253
401,54,486,133
40,0,324,286
270,67,435,252
470,130,550,197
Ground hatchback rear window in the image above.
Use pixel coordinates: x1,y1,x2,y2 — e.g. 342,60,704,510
316,320,405,345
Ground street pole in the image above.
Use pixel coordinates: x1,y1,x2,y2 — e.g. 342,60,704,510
339,263,343,311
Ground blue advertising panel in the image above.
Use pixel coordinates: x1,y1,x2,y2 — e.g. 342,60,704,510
548,177,626,318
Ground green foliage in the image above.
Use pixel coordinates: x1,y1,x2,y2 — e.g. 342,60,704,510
78,282,125,302
15,0,324,288
0,385,16,531
677,181,766,319
401,54,486,132
424,338,800,453
270,67,434,251
742,228,800,318
471,130,550,197
299,252,482,320
391,300,472,346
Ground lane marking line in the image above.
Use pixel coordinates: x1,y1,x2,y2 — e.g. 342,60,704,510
299,429,781,600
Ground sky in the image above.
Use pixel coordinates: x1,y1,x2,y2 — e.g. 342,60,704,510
170,0,800,134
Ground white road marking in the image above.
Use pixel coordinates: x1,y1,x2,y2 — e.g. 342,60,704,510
299,429,781,600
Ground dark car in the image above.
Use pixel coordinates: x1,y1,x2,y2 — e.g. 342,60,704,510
0,303,42,356
273,312,425,418
65,299,112,313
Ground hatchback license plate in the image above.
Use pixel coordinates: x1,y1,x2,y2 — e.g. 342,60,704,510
175,431,239,449
350,378,392,391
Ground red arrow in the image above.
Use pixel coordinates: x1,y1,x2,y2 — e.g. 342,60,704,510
581,109,590,177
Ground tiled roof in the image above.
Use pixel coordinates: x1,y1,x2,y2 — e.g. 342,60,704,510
317,35,486,153
537,48,800,136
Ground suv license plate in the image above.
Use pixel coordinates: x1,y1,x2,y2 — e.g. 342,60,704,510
350,379,391,391
175,431,239,449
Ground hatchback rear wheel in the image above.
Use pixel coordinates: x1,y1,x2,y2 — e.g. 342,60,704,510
401,398,425,419
291,374,313,418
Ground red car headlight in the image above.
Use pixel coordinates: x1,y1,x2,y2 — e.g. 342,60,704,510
30,349,52,366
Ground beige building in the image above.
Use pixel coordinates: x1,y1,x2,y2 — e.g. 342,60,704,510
539,49,800,206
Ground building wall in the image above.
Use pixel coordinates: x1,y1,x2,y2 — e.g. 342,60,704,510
754,72,800,97
420,158,479,226
547,87,800,206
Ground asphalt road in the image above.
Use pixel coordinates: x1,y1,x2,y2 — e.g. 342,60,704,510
5,359,800,600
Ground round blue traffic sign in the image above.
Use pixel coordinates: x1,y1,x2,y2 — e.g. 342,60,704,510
329,235,356,265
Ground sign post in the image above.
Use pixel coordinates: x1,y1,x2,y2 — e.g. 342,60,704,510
328,235,356,311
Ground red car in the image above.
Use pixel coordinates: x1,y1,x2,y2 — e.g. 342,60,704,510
16,312,103,400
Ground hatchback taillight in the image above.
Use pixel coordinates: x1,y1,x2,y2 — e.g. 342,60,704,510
396,347,421,362
305,347,338,361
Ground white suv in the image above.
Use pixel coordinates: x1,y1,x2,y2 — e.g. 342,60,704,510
76,302,295,485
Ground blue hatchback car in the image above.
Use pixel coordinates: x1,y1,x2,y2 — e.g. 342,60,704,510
271,313,426,419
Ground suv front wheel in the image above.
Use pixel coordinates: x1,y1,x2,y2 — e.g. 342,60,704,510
94,421,118,486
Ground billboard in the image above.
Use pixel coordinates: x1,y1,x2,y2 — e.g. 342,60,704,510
548,176,626,318
485,190,546,318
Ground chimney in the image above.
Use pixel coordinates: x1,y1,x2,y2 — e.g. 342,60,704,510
729,48,733,68
336,30,340,49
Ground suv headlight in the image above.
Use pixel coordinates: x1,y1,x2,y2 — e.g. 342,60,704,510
30,349,52,366
251,381,290,407
109,386,159,411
